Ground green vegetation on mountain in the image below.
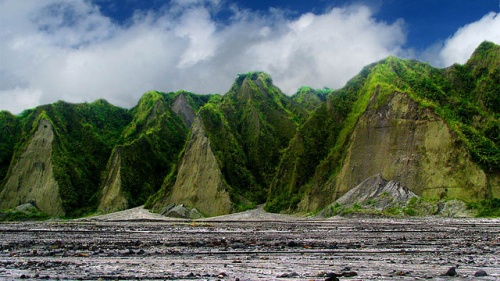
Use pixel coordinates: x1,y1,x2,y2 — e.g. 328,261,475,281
266,64,376,212
0,100,131,217
266,41,500,213
102,91,189,209
292,86,330,112
39,101,131,216
225,73,307,191
0,111,20,183
148,72,307,212
1,42,498,218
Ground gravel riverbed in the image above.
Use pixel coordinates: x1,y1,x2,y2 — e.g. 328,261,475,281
1,207,499,280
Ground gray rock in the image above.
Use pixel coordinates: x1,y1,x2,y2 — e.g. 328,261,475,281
444,266,457,276
164,204,190,218
474,270,488,277
171,93,196,128
15,202,39,212
320,174,417,216
189,208,204,219
159,203,176,215
336,174,417,207
277,272,299,278
438,200,472,218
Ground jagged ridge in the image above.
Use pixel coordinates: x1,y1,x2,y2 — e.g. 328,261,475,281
0,41,498,218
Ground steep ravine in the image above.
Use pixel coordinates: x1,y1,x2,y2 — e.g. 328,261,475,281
171,93,196,128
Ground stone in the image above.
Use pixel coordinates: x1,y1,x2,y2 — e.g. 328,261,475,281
341,271,358,277
324,272,340,281
474,270,488,277
278,272,299,278
15,202,39,212
445,266,457,276
189,208,204,219
164,204,190,218
160,203,176,215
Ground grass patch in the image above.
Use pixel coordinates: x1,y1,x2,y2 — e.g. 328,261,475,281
468,198,500,217
0,208,50,221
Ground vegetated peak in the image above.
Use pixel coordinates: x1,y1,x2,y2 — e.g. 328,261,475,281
468,41,500,62
234,71,272,86
0,110,17,118
226,71,292,109
135,91,164,111
466,41,500,73
292,86,330,112
89,98,112,106
296,86,331,96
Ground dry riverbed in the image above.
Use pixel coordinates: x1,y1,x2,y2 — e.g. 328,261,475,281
1,207,499,280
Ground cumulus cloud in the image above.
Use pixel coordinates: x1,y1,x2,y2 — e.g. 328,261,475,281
2,0,408,113
439,12,500,66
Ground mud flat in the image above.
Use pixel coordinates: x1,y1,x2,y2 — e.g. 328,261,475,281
0,209,499,280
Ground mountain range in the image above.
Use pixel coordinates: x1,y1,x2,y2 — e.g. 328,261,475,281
0,41,498,218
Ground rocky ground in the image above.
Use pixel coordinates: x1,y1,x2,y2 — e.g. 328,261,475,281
0,207,499,280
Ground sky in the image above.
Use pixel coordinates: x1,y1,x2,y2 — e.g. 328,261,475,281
1,0,499,114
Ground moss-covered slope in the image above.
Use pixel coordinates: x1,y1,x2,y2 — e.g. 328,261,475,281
150,72,307,213
98,91,190,212
0,111,20,183
0,101,132,216
267,41,500,213
291,86,329,112
1,42,497,218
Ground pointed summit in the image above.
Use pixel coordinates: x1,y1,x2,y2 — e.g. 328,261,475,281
150,73,307,214
98,91,189,212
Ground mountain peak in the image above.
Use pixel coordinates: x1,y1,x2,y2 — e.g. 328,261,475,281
228,71,284,104
235,71,271,86
466,41,500,70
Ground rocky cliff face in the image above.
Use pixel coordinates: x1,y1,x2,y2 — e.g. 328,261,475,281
172,93,196,128
0,42,498,218
98,93,189,212
0,118,64,216
336,92,488,199
156,117,232,216
334,174,417,207
98,147,128,212
298,91,490,212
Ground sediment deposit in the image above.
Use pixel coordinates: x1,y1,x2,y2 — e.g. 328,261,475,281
1,209,498,280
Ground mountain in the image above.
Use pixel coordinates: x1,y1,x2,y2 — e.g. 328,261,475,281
0,111,20,182
291,86,329,112
266,41,500,213
147,72,307,215
0,100,131,216
0,91,210,217
98,91,191,212
0,41,498,218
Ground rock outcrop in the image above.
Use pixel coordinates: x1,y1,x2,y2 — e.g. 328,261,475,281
334,174,417,208
334,91,488,200
98,147,128,212
172,93,196,128
0,118,64,216
0,42,498,218
98,93,189,212
157,117,232,217
299,91,489,212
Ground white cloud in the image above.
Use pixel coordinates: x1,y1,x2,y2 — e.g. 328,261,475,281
439,12,500,66
1,0,409,113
